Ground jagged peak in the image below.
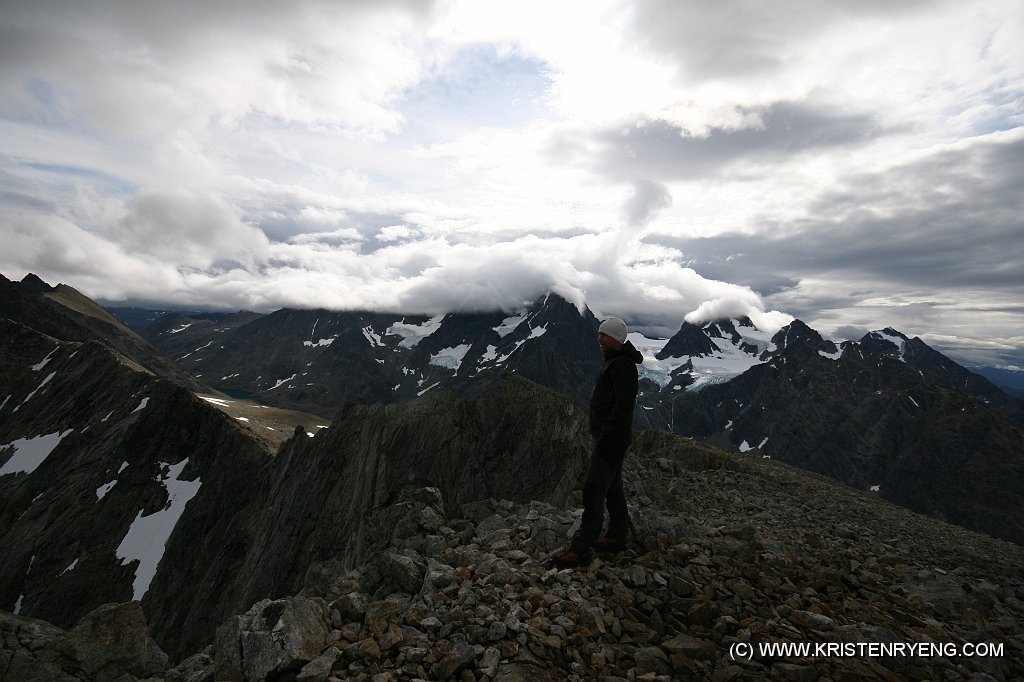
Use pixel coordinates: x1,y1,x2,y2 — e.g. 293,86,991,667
857,327,910,360
20,273,54,291
764,319,839,360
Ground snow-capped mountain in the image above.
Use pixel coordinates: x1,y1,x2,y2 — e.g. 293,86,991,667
142,293,602,417
660,321,1024,545
635,317,779,394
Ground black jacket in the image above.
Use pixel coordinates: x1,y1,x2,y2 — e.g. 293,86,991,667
589,341,643,444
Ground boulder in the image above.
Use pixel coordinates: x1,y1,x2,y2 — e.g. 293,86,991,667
214,597,329,682
54,601,168,679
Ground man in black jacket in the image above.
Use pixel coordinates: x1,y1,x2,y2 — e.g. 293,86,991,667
555,316,643,568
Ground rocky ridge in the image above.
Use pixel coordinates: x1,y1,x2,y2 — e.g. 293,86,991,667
0,273,208,394
5,431,1023,681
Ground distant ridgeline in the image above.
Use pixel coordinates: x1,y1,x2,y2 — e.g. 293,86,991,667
141,292,1024,546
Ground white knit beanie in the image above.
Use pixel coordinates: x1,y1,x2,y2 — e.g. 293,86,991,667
599,317,628,344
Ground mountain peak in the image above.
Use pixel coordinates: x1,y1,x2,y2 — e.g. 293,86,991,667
766,319,837,358
19,273,54,292
858,328,910,359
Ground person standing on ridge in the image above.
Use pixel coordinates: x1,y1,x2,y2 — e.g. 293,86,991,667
554,316,643,568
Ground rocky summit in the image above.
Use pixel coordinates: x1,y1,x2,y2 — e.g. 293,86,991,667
4,428,1023,681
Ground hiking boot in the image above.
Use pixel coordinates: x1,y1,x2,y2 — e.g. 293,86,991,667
552,548,592,569
593,536,627,553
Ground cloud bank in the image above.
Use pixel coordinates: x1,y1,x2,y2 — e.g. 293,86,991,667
1,0,1022,363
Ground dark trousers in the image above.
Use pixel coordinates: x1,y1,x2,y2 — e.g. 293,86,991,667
571,436,629,553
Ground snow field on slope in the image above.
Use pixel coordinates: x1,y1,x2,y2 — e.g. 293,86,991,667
0,430,74,476
629,323,773,390
115,459,202,601
387,315,445,348
430,344,472,371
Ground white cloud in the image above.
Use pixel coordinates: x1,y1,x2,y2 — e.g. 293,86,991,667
0,0,1022,364
111,189,270,269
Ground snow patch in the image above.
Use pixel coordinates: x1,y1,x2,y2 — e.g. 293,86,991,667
361,326,385,347
32,348,58,371
96,479,117,500
758,437,769,449
819,349,842,361
0,430,74,476
494,313,528,338
417,381,441,396
20,371,56,406
303,337,335,347
908,396,920,408
235,417,250,422
116,459,202,601
430,344,472,371
132,397,150,413
168,323,192,334
267,374,297,391
387,315,445,348
0,395,9,412
739,440,752,453
200,396,233,407
61,559,79,575
870,485,881,492
479,345,498,363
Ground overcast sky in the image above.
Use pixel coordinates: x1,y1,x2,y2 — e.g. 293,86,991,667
1,0,1022,367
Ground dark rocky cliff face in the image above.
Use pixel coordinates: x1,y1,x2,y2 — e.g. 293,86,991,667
146,374,592,660
0,318,271,645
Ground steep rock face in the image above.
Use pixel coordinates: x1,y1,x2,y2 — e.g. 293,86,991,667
0,273,206,393
148,374,592,660
142,293,603,417
666,337,1024,545
0,318,271,653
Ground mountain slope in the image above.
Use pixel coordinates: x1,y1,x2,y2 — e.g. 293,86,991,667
142,293,603,417
0,318,271,639
0,273,208,393
665,334,1024,545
